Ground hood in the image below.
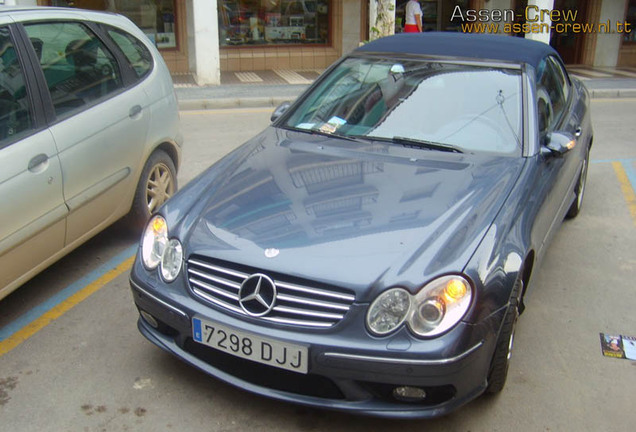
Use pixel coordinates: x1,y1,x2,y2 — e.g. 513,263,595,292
185,128,525,299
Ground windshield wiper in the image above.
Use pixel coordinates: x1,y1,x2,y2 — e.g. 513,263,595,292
393,136,463,153
283,125,368,144
353,135,463,153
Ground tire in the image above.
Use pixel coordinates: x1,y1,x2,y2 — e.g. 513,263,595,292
128,149,177,228
565,147,589,219
486,279,523,394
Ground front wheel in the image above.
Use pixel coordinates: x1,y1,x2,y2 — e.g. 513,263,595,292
128,149,177,228
486,279,523,394
566,147,589,219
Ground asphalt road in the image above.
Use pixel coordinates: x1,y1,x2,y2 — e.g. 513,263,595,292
1,100,635,432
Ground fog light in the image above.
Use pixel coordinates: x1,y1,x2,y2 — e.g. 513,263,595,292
393,386,427,402
140,310,159,328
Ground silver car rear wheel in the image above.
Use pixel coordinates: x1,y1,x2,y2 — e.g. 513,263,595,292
128,150,177,228
146,162,175,213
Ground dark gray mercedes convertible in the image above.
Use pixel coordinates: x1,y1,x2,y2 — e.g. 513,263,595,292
130,32,592,418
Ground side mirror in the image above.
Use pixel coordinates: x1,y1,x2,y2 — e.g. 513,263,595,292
271,102,291,122
542,131,576,157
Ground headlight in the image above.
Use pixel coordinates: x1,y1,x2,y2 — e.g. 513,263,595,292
366,288,411,335
142,215,184,282
408,275,472,337
142,215,168,269
366,276,472,337
160,238,183,282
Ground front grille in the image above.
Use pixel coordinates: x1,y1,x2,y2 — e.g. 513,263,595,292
187,255,356,328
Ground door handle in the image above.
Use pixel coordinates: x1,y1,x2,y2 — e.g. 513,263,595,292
28,153,49,173
574,127,582,138
129,105,142,118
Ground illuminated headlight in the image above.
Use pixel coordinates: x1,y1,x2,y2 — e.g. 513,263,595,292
160,239,183,282
366,288,411,335
142,215,168,269
366,276,472,337
141,215,183,282
408,276,472,337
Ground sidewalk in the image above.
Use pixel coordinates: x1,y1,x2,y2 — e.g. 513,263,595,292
176,82,309,110
174,66,636,111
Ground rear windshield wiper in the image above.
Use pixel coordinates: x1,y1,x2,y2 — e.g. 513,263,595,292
358,135,463,153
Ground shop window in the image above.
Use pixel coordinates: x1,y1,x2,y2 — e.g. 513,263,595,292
218,0,330,46
47,1,177,49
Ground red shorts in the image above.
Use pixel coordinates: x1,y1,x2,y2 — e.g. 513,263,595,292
404,24,420,33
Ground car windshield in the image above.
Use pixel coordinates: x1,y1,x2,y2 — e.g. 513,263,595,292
283,56,523,155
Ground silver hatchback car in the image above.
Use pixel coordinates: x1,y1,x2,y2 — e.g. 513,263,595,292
0,7,182,300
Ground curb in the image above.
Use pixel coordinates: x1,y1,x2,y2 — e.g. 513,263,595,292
178,95,299,110
588,88,636,99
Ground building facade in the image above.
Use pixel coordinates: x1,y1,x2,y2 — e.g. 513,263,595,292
5,0,636,84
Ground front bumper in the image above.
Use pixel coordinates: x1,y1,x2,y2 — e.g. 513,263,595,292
130,272,504,419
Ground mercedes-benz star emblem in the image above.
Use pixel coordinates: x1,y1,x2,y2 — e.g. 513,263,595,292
238,273,277,317
264,248,279,258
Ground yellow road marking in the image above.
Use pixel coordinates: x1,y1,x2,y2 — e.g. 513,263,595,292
612,162,636,226
0,256,135,357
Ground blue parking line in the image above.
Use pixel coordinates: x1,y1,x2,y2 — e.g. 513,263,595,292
591,157,636,164
0,244,138,342
622,161,636,193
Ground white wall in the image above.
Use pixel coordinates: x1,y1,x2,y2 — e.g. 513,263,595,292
342,0,362,54
186,0,196,73
7,0,38,5
190,0,220,85
525,0,554,44
594,0,627,66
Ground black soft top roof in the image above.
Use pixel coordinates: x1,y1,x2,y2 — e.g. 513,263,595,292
355,32,559,69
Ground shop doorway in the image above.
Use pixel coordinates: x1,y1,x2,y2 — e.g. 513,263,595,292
550,0,588,64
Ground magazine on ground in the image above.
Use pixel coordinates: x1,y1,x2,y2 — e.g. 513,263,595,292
600,333,636,360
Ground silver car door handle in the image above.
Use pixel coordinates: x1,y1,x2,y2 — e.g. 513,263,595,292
574,127,582,138
129,105,142,118
28,153,49,173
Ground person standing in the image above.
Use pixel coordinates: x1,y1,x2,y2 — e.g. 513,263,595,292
404,0,423,33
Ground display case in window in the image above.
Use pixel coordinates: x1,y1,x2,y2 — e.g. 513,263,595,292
47,0,178,49
219,0,328,46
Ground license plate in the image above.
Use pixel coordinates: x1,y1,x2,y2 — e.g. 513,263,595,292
192,317,308,374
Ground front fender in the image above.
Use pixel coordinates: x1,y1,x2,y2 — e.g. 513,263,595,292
462,221,525,325
461,160,538,324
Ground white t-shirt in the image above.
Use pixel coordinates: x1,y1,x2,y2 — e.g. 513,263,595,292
405,0,423,25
